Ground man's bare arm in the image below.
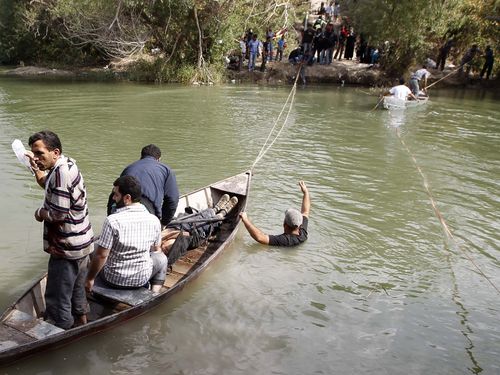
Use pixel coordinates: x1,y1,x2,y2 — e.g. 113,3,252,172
239,212,270,245
299,181,310,217
85,246,110,292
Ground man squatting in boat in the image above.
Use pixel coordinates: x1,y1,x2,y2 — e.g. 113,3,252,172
239,181,310,247
27,131,94,329
86,176,169,294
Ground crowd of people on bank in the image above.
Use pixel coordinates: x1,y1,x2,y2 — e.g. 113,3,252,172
24,130,310,330
228,1,494,81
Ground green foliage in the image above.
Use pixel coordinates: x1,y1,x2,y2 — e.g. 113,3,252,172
345,0,499,76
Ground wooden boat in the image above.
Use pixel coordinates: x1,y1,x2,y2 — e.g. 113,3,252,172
0,171,251,365
382,95,429,110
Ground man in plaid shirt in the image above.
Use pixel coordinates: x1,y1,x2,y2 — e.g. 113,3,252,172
86,176,168,294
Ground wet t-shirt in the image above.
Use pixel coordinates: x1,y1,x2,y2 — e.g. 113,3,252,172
268,216,309,247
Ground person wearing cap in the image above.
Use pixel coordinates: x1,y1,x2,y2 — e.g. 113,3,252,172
239,181,310,246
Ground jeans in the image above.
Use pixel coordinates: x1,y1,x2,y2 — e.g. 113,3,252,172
44,255,90,329
150,251,168,286
249,52,257,71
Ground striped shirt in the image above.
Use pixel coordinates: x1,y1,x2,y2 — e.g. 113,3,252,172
43,155,94,259
97,203,162,287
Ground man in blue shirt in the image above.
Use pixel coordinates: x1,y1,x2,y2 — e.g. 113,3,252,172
107,144,179,226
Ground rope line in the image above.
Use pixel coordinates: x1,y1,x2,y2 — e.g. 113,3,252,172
251,63,303,170
396,127,500,294
423,65,462,91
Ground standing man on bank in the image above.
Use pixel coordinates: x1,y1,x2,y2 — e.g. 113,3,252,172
107,144,179,226
239,181,310,246
27,130,94,329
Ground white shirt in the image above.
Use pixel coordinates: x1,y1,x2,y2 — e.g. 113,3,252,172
412,68,430,81
389,85,412,100
97,203,161,287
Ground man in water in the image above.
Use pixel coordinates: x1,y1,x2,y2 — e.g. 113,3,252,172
239,181,310,246
27,130,94,329
107,144,179,226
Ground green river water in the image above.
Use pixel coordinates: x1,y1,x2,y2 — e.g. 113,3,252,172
0,78,499,374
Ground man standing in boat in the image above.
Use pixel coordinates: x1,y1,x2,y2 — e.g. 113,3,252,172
27,131,94,329
409,65,431,96
239,181,310,246
107,144,179,227
86,176,168,294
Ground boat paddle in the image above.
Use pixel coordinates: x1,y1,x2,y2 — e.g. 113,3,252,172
423,65,462,91
371,95,385,111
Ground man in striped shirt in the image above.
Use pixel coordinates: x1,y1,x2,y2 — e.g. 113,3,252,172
86,176,168,294
27,130,94,329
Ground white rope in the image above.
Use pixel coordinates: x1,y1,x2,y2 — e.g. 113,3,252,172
251,65,302,170
396,128,500,295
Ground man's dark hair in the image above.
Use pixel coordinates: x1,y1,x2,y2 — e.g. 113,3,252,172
113,176,142,202
28,131,62,153
141,144,161,159
399,77,405,85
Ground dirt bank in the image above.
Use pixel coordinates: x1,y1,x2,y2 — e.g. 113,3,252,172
2,62,497,90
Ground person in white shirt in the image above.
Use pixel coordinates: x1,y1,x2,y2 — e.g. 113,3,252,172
387,78,418,101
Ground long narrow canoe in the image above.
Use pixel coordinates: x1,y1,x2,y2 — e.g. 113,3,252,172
382,95,429,110
0,171,251,365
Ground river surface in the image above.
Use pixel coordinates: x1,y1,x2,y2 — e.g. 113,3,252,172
0,78,499,374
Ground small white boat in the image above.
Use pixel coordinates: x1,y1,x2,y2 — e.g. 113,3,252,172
382,95,429,110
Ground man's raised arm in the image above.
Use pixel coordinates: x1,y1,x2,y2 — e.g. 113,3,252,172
299,181,310,217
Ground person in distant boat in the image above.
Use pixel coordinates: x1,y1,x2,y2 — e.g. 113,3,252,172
386,78,418,101
26,130,94,329
86,176,168,294
239,181,310,247
107,144,179,226
409,65,431,96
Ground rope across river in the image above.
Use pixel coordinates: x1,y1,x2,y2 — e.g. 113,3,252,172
395,127,500,295
250,63,303,171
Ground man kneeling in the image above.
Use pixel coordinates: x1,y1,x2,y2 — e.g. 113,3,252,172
86,176,168,294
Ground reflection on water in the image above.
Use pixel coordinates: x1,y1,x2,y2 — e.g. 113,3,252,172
0,80,499,374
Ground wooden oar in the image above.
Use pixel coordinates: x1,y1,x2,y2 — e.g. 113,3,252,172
371,95,385,111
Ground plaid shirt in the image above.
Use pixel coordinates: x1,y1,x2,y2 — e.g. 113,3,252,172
97,203,161,287
43,155,94,259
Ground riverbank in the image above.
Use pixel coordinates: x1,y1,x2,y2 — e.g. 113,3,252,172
1,61,498,90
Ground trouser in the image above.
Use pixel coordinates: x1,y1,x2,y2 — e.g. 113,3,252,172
100,251,168,288
409,78,420,95
249,52,257,71
150,251,168,286
44,255,90,329
480,62,493,79
276,48,283,61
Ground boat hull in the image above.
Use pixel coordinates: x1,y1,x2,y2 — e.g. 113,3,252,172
382,96,429,110
0,171,251,365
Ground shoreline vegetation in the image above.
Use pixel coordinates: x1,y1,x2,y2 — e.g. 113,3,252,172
0,1,497,89
1,61,498,91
